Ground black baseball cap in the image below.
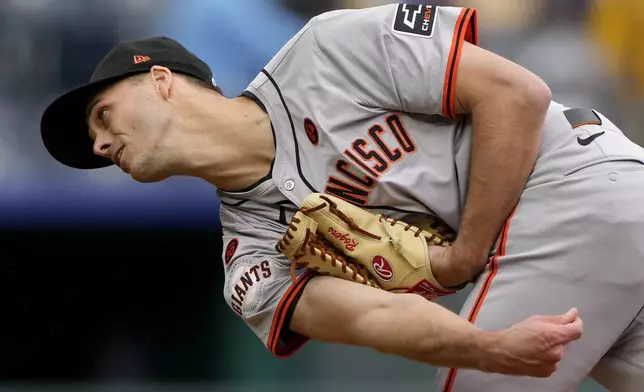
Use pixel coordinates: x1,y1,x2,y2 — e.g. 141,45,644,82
41,36,218,169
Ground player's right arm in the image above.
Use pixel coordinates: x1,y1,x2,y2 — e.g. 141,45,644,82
291,276,583,378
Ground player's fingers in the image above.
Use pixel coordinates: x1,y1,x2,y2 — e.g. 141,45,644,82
558,307,579,324
511,363,559,378
548,344,566,362
543,307,579,325
555,317,583,342
534,363,559,378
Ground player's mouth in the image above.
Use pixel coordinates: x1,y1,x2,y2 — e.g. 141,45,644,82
113,146,125,167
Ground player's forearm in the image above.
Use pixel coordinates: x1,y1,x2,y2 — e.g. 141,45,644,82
454,83,551,271
292,277,503,371
353,293,499,370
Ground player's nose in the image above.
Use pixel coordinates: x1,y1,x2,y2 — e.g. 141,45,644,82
93,132,113,159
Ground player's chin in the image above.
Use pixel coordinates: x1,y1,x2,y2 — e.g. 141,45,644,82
127,165,169,184
131,172,170,183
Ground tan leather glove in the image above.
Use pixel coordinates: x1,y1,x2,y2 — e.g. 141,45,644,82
276,193,464,301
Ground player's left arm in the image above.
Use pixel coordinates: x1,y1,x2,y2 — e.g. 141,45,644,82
311,5,551,284
438,42,552,285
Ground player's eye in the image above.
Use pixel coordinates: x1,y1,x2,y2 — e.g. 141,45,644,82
97,107,109,125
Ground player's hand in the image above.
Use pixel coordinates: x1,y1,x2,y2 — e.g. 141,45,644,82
489,308,584,378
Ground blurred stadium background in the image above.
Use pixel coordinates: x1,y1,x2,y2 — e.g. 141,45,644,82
1,0,642,391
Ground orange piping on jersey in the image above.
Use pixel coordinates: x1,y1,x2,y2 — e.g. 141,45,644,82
442,206,516,392
570,120,603,129
441,8,478,119
268,270,316,358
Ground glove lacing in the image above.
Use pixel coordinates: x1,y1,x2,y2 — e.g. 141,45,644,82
314,194,454,245
302,195,382,240
275,214,377,286
276,194,454,285
378,215,453,246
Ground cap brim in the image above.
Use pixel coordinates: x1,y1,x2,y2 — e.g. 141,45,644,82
41,78,120,169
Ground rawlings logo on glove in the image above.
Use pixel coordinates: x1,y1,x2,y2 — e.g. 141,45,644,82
372,256,394,281
275,193,465,301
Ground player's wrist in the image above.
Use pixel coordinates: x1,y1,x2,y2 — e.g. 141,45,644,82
431,242,487,287
452,215,500,264
472,330,512,374
452,236,490,263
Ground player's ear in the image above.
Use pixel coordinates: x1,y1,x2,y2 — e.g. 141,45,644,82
453,42,551,115
149,65,173,100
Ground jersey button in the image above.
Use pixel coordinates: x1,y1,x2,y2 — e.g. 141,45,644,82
284,180,296,191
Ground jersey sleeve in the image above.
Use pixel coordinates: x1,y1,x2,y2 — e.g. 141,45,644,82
310,4,478,119
221,219,315,358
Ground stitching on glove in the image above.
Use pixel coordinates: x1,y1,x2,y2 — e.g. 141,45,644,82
380,215,453,246
287,229,375,286
304,195,381,240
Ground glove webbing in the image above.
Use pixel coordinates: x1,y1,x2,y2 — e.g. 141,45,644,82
275,197,380,286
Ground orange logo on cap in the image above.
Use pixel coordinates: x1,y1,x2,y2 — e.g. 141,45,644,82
133,55,151,64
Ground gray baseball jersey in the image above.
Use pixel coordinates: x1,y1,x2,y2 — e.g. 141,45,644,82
220,3,475,357
218,4,644,391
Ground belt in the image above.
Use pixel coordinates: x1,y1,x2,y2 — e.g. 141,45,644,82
563,108,603,129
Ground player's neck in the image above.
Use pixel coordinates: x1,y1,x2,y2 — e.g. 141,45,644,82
172,93,275,191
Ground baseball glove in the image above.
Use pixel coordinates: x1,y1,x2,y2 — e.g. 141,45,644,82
275,193,464,301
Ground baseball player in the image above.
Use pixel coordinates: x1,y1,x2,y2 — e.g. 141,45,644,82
38,3,644,391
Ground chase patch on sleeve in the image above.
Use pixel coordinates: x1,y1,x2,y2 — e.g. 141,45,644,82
393,4,436,38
